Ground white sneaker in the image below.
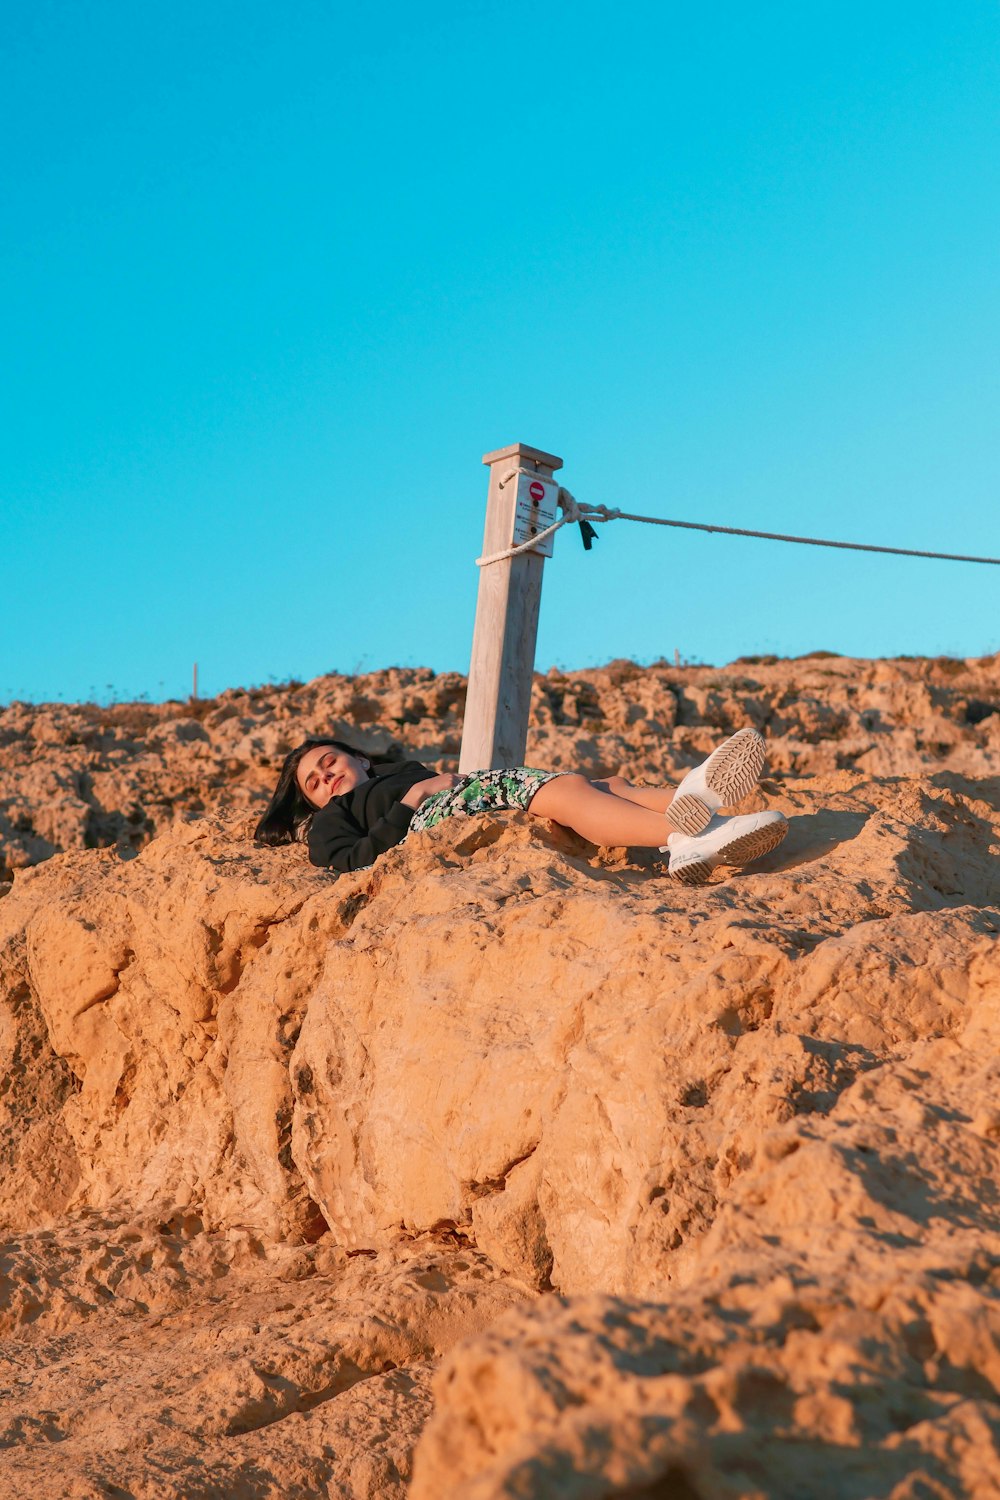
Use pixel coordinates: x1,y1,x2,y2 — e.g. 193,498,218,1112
663,810,788,885
664,727,767,837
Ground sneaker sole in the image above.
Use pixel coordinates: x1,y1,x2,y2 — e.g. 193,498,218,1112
665,729,767,837
671,818,788,886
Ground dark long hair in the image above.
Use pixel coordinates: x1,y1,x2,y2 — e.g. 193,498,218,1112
254,737,371,847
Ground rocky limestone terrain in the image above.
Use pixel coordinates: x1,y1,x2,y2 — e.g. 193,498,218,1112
1,653,999,1497
4,651,1000,884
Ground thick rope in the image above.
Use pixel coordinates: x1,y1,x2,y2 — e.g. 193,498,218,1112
476,486,1000,568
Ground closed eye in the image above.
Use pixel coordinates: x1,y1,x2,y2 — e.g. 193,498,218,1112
305,752,336,794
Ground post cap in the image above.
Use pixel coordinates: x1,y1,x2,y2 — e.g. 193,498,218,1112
482,441,563,473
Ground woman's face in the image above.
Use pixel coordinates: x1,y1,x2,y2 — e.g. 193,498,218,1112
296,745,371,810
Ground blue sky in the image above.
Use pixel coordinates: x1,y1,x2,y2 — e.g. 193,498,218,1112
3,1,999,703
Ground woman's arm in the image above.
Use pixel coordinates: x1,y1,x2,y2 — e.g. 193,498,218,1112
398,773,461,810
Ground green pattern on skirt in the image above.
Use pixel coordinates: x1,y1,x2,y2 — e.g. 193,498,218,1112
409,767,561,833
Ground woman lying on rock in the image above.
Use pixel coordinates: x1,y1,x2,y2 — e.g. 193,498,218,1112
254,728,787,886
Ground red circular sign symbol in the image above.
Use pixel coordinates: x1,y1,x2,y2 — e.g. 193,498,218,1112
529,481,546,503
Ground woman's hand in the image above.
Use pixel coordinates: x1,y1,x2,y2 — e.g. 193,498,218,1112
399,773,462,811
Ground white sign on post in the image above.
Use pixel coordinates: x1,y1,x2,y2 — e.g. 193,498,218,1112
511,473,559,557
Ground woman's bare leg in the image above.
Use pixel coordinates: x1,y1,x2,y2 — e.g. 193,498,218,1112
528,774,677,848
589,775,675,813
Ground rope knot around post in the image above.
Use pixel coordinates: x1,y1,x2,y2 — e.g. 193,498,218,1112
556,487,622,528
475,489,623,567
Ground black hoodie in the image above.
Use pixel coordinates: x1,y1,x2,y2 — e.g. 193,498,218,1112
307,759,434,873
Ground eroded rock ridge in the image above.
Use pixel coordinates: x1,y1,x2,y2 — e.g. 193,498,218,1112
1,655,999,1497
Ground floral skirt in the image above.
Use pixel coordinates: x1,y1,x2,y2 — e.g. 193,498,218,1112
409,767,561,834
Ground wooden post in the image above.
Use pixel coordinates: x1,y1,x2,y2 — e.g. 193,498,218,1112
460,441,563,772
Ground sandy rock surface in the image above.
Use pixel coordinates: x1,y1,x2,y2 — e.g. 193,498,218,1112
1,655,999,1496
0,1216,524,1498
